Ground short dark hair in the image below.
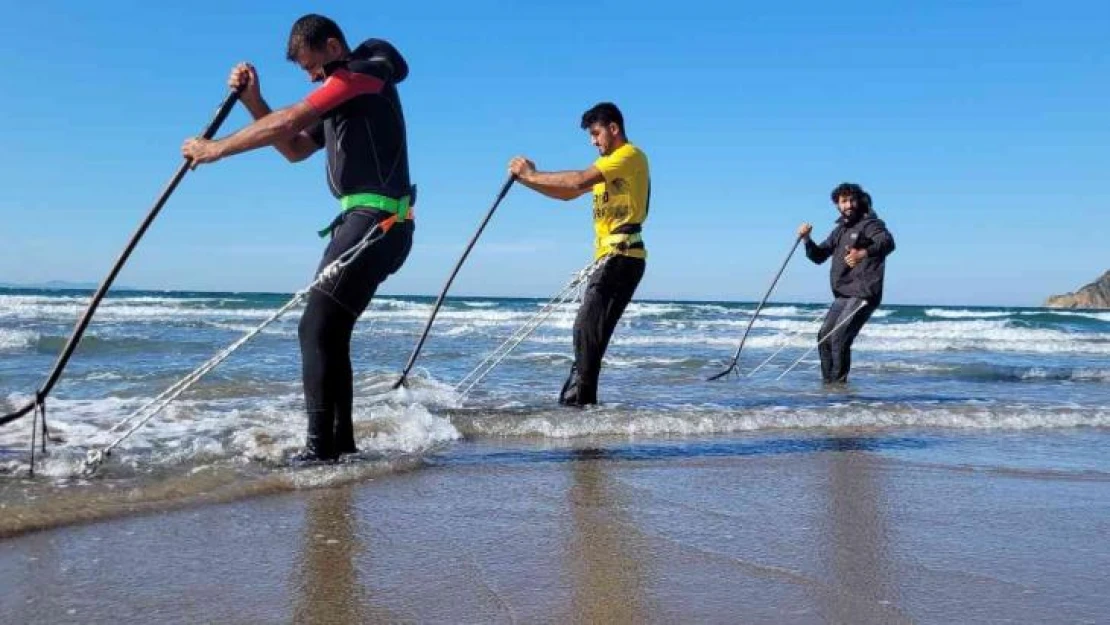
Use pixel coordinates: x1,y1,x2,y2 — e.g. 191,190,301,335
286,14,348,61
580,102,625,136
830,182,871,210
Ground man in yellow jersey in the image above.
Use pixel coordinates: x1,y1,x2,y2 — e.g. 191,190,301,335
509,102,649,406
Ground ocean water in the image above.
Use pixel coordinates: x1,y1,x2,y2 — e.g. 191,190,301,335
1,287,1108,530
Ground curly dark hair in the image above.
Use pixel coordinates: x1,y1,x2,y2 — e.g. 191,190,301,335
830,182,872,210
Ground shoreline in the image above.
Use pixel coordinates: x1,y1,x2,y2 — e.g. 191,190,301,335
3,427,1109,540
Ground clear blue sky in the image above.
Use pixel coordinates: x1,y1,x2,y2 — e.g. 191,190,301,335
1,1,1106,306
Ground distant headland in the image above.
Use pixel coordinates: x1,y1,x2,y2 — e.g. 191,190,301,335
1045,271,1110,309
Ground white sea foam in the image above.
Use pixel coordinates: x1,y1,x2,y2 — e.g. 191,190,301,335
0,297,289,322
752,306,803,317
453,403,1110,438
583,318,1110,355
603,355,698,368
0,388,458,478
622,302,685,317
925,308,1012,319
857,320,1110,354
1030,310,1110,322
1016,367,1110,382
0,328,38,351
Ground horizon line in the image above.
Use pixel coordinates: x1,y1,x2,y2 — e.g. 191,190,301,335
0,282,1079,310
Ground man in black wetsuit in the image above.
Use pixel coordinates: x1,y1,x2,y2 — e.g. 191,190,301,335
798,183,895,384
183,14,415,461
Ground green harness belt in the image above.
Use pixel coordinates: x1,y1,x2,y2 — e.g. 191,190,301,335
318,192,413,238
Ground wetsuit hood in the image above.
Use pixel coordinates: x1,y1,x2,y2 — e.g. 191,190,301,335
350,38,409,83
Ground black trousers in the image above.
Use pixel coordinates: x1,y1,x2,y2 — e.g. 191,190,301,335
817,296,877,383
298,211,413,457
560,255,646,405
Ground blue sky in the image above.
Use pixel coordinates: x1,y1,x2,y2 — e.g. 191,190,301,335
0,1,1106,306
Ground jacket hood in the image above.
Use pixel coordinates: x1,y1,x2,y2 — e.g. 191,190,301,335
838,207,878,228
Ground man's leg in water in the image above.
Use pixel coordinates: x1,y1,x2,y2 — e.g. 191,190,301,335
296,212,412,460
561,256,645,406
826,297,875,383
298,292,357,460
817,297,850,384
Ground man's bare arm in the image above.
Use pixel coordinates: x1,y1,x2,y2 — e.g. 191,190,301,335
183,101,320,165
212,101,320,160
509,157,604,201
239,97,320,162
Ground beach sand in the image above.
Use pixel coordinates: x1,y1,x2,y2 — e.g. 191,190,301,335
2,435,1107,624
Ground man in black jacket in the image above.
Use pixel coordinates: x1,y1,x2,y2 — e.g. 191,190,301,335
798,182,895,383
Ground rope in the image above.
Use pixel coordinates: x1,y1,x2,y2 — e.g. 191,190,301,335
28,398,38,477
744,307,828,377
706,236,802,381
776,300,870,380
454,258,603,400
83,218,394,474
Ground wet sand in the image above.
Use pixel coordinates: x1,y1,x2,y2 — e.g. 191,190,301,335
2,437,1108,624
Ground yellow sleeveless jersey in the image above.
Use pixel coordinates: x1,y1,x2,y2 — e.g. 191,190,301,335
591,143,650,260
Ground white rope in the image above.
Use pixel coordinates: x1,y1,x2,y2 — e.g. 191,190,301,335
454,258,601,398
744,307,828,377
84,219,393,472
776,300,870,380
454,258,603,400
453,285,579,397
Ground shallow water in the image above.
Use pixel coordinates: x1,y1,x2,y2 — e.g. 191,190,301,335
1,287,1107,533
3,430,1107,624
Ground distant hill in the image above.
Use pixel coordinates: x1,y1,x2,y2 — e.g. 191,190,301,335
1045,271,1110,309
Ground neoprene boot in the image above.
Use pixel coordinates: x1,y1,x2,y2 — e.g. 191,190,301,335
333,414,359,455
558,367,598,407
291,409,338,463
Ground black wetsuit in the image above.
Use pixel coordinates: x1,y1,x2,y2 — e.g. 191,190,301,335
297,39,414,459
804,210,895,383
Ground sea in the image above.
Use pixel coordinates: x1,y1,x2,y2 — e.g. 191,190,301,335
1,287,1107,533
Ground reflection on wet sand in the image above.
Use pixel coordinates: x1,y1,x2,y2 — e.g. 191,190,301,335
564,448,655,623
293,485,392,625
819,438,907,624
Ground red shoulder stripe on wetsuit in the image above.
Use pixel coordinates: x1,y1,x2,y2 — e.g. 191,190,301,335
305,69,384,114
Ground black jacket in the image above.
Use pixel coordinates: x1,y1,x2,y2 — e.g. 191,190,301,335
805,211,895,304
